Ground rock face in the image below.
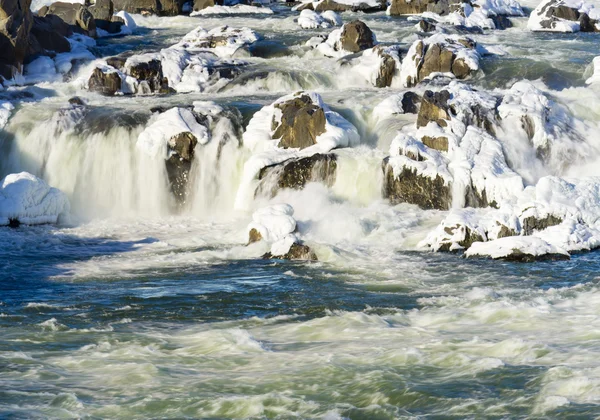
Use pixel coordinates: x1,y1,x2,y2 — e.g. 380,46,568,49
256,153,337,197
88,67,122,95
405,36,478,87
166,131,198,203
263,243,318,261
0,0,33,79
113,0,183,15
272,94,326,149
339,20,375,53
382,158,452,210
388,0,463,15
30,15,72,54
522,214,563,235
38,2,97,37
374,46,397,88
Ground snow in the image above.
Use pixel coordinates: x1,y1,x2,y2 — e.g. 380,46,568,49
465,236,569,259
136,108,209,159
372,93,407,122
294,0,381,10
0,102,14,129
339,45,403,88
0,172,70,226
298,9,342,28
248,204,298,256
528,0,600,32
191,4,274,15
30,0,83,12
585,56,600,84
235,91,359,210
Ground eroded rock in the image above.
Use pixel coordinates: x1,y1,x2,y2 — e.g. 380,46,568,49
272,94,326,149
339,20,375,53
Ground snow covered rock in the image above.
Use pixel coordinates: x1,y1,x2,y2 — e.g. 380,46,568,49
235,91,359,209
401,33,480,87
315,20,376,57
272,94,327,150
124,55,170,94
0,172,70,227
528,0,600,32
465,236,570,261
339,45,403,88
297,9,342,28
388,0,463,16
247,204,317,261
256,153,337,198
88,65,122,95
191,4,274,14
295,0,385,13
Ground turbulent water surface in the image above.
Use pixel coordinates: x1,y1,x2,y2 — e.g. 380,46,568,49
2,4,600,419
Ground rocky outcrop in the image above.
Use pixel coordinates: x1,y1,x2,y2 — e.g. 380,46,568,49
263,243,318,261
522,214,563,235
298,0,385,13
256,153,337,197
339,20,375,53
0,0,33,79
112,0,183,15
38,2,97,37
271,94,326,149
528,0,600,32
88,67,122,95
436,223,485,252
382,158,452,210
388,0,463,16
166,131,198,203
127,58,169,94
29,15,72,55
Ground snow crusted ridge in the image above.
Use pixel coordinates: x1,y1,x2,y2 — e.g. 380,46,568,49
191,4,274,15
84,25,259,94
234,91,360,210
0,172,70,226
528,0,600,32
298,9,342,29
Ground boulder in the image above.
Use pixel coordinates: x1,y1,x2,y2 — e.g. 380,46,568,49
436,223,485,252
38,2,97,37
416,90,451,129
89,0,113,21
166,131,198,203
374,45,397,88
298,0,385,12
271,94,326,149
528,0,600,32
0,0,33,79
401,91,421,114
263,242,318,261
417,19,437,32
382,158,452,210
126,58,168,93
29,15,71,54
339,20,375,53
193,0,219,11
388,0,463,16
256,153,337,197
88,67,122,95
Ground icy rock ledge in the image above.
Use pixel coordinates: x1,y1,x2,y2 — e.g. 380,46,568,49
0,172,70,227
247,204,317,261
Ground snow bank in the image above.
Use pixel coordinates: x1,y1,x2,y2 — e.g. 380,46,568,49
465,236,569,260
137,108,208,159
248,203,298,255
235,91,359,210
0,172,70,226
191,4,274,15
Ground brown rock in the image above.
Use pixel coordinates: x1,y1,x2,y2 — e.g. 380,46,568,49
417,90,451,129
522,214,563,235
263,243,318,261
272,94,326,149
339,20,375,53
451,58,471,79
88,67,122,95
421,135,448,152
127,58,169,93
374,47,396,88
166,131,198,204
0,0,33,78
437,224,484,252
248,228,263,244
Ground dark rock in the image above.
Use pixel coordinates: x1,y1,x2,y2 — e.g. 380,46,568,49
490,15,512,29
127,58,169,93
496,223,517,238
579,12,595,32
29,15,71,54
383,158,452,210
193,0,218,11
437,224,484,252
106,55,128,69
166,131,198,204
38,2,97,37
271,94,326,149
401,91,421,114
522,214,563,235
257,153,337,197
418,19,437,32
536,0,599,32
0,0,34,78
298,0,385,12
88,67,122,95
339,20,375,53
68,96,86,105
496,249,570,262
89,0,113,21
263,243,318,261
